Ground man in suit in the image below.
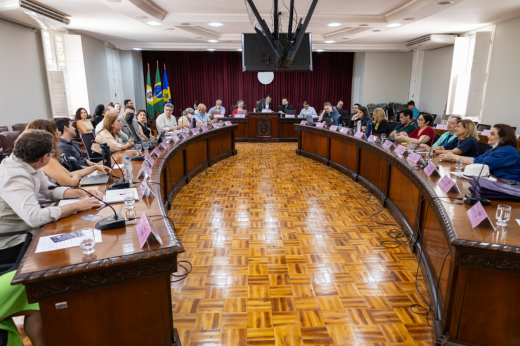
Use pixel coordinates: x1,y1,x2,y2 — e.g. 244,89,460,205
278,98,294,115
257,94,274,112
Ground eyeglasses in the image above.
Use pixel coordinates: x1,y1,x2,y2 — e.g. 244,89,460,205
417,118,425,122
49,149,56,156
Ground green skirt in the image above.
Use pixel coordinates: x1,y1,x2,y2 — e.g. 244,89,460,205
0,270,39,346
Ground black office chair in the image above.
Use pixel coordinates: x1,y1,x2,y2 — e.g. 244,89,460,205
477,124,491,132
386,121,400,135
80,133,103,163
434,133,440,143
477,142,491,156
431,114,438,124
512,127,517,131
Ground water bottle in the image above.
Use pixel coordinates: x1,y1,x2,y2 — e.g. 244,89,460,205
366,120,372,137
124,156,133,184
356,120,361,133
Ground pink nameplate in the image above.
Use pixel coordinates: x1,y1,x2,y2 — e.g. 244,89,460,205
151,146,162,157
340,128,349,134
516,134,520,140
141,177,156,198
202,126,209,132
395,145,407,155
285,114,295,118
355,131,365,139
160,141,169,150
137,164,148,179
136,213,163,248
439,175,460,194
139,179,147,198
436,124,448,130
181,132,190,139
224,121,232,126
481,129,490,136
329,125,338,131
191,127,200,134
424,162,440,177
316,123,324,129
367,135,376,143
213,123,221,129
144,165,152,177
171,135,180,143
234,114,246,118
407,152,421,164
214,114,224,118
146,155,155,167
467,202,495,230
300,120,307,125
383,140,395,149
261,109,272,113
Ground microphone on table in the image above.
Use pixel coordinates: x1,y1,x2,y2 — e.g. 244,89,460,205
48,184,125,230
128,141,145,161
464,142,498,206
108,152,130,190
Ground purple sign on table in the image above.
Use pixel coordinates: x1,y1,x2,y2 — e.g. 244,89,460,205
235,114,246,118
355,131,365,139
329,125,338,132
135,213,163,248
383,140,395,149
424,162,439,177
481,129,490,136
467,201,495,229
395,145,407,155
213,123,221,128
214,114,224,118
160,141,169,150
285,114,295,118
191,127,200,135
316,123,324,129
146,155,155,167
439,175,459,194
367,135,377,142
340,128,349,134
261,109,272,113
224,121,232,126
407,152,422,164
202,126,209,132
171,135,180,143
300,120,307,125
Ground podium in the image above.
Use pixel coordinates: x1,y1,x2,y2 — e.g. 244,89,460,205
248,112,279,141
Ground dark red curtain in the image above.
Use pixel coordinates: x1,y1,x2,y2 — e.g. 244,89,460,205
141,51,353,116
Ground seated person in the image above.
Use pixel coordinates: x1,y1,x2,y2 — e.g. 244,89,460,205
193,101,199,110
419,119,479,157
92,104,106,127
55,118,110,170
371,108,388,135
232,101,248,117
193,104,217,126
332,100,344,112
278,98,294,115
26,120,111,186
95,106,116,135
120,106,143,142
395,113,435,146
433,115,460,147
318,102,340,126
92,113,134,154
155,103,180,133
353,107,371,130
298,101,317,118
257,94,274,112
136,109,156,140
439,124,520,181
180,108,195,125
389,109,418,138
408,100,420,125
75,107,94,135
209,99,226,116
0,130,104,346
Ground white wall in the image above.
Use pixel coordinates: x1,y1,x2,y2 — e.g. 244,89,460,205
119,50,145,110
0,22,51,127
351,52,365,110
362,52,413,105
482,16,520,131
419,46,454,122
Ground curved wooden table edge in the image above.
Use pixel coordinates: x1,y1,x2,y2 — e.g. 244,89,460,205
11,125,239,286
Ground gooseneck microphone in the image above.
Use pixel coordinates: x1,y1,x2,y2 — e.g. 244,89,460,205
48,184,125,230
108,152,130,190
129,141,145,161
464,142,499,206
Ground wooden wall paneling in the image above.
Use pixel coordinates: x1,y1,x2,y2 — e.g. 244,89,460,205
277,120,299,141
329,138,349,176
186,139,209,180
358,148,389,200
387,166,423,233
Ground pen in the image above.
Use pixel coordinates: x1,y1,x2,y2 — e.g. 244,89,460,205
96,205,107,212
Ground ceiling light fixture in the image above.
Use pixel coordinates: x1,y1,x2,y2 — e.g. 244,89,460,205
324,40,335,43
136,16,148,19
386,23,402,28
327,23,341,27
438,1,453,4
180,23,191,26
372,30,381,32
132,48,142,50
207,49,216,51
315,49,325,52
147,21,162,26
194,36,203,39
341,37,349,40
359,24,369,27
208,22,223,27
404,17,415,21
208,39,219,43
165,28,175,30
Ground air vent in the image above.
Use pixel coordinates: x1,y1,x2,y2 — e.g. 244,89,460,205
165,28,176,30
19,0,70,25
180,23,191,26
405,34,457,51
0,18,36,32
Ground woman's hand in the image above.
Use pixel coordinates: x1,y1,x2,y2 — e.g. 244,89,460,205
439,152,457,161
395,133,408,141
95,164,112,174
419,144,430,151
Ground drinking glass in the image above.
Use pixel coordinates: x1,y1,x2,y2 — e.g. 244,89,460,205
381,133,386,142
124,190,135,210
79,228,96,255
135,143,142,156
338,124,343,131
496,204,511,227
126,208,136,224
455,159,464,172
143,141,150,155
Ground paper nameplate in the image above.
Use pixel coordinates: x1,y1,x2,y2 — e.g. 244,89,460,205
329,125,338,131
234,114,246,118
170,135,180,143
191,127,200,135
367,135,377,143
151,146,162,157
516,134,520,140
285,114,295,118
160,141,169,150
201,125,209,132
395,145,407,155
137,164,150,179
300,120,307,125
424,162,440,177
439,174,460,194
139,178,156,198
214,114,224,118
316,123,324,129
213,123,221,129
354,132,366,139
136,212,163,248
436,124,448,130
146,155,155,167
467,202,496,230
383,140,395,149
224,121,232,126
481,129,490,136
261,109,272,113
180,132,190,139
340,128,349,134
407,152,422,164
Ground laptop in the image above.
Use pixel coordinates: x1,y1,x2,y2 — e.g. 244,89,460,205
80,173,110,186
285,110,296,115
306,115,314,126
238,110,247,115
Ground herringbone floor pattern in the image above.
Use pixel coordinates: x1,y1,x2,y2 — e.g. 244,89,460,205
167,143,433,346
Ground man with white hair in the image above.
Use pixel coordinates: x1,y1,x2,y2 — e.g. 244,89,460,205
156,103,180,133
209,99,226,117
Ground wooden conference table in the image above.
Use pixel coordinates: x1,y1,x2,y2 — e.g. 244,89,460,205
297,125,520,346
222,112,300,142
11,125,237,346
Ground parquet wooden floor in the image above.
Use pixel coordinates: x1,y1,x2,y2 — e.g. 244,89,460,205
167,143,434,346
16,143,433,346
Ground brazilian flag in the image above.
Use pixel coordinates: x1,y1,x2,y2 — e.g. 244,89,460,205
153,64,164,116
146,64,154,118
163,65,171,105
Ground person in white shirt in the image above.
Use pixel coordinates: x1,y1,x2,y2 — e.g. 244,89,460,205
155,103,180,133
298,101,317,118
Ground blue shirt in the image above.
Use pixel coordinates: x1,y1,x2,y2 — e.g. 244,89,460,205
474,146,520,181
433,132,458,147
299,107,317,117
322,110,340,126
411,108,420,125
444,137,478,157
193,112,211,124
209,106,226,116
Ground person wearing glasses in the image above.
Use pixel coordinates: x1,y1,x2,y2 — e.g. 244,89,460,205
25,120,111,186
395,113,435,146
432,115,461,147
